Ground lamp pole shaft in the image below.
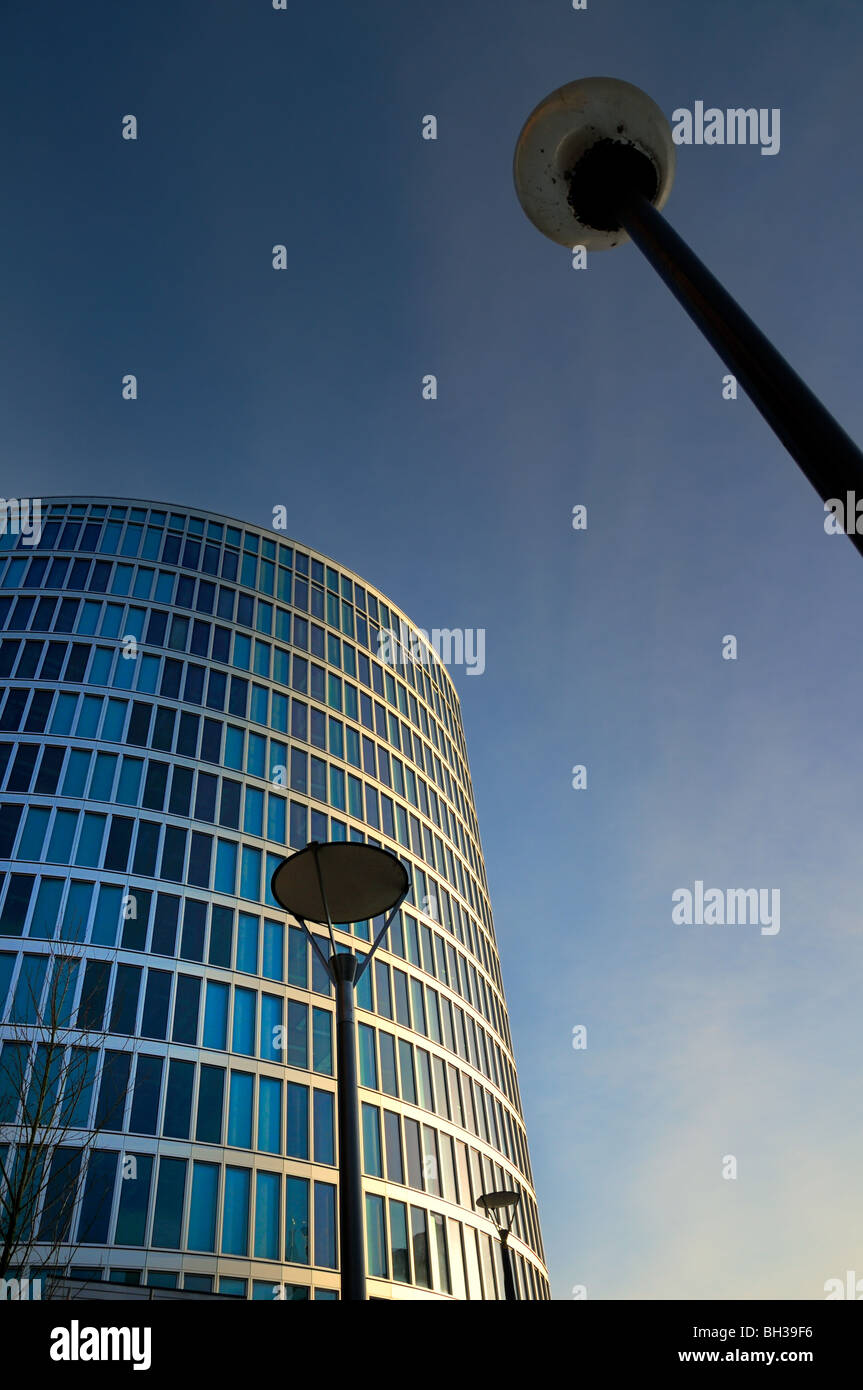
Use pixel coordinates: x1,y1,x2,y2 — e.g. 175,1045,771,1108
501,1232,517,1302
619,193,863,559
332,952,365,1301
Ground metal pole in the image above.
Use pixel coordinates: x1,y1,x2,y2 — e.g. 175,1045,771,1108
332,951,365,1301
500,1231,517,1302
619,192,863,559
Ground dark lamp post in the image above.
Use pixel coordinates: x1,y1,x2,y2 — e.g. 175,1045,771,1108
271,841,409,1301
513,76,863,558
477,1189,522,1301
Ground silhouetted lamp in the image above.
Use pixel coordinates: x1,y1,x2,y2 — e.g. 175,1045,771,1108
514,76,863,558
478,1189,522,1301
271,842,409,1301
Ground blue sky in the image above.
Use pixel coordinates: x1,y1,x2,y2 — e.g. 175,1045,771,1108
4,0,863,1298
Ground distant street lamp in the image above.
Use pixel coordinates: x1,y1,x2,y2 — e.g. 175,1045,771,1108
478,1189,522,1301
271,841,409,1301
513,77,863,557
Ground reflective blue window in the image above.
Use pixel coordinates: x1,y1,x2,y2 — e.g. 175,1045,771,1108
214,838,237,894
222,1166,251,1256
163,1059,194,1138
195,1064,224,1143
285,1176,309,1265
312,1008,332,1075
262,919,283,981
188,1162,219,1253
314,1182,337,1269
287,1000,308,1068
77,1149,118,1245
232,987,256,1055
223,725,244,770
228,1070,254,1147
114,1152,153,1246
240,847,261,901
152,1157,187,1248
287,1082,309,1159
258,1076,282,1154
313,1090,335,1165
260,993,282,1062
129,1054,163,1134
203,980,229,1049
243,788,264,837
254,1171,280,1260
236,912,259,972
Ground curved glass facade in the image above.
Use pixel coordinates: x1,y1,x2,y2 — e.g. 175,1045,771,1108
0,497,548,1300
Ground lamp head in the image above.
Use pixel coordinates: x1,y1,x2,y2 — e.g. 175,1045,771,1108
513,76,676,250
270,841,409,925
477,1189,521,1232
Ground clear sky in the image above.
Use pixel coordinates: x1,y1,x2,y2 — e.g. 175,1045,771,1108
4,0,863,1299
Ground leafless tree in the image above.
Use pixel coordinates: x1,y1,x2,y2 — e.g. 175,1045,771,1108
0,934,139,1292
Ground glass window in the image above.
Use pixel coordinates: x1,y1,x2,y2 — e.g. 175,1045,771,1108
152,1157,187,1248
313,1182,336,1269
260,992,282,1062
232,986,256,1055
163,1059,194,1138
109,963,142,1033
113,1152,153,1246
227,1070,254,1148
398,1040,416,1104
77,1150,118,1245
258,1075,282,1154
365,1194,387,1278
222,1166,251,1256
188,1162,220,1253
285,1176,309,1265
287,1082,309,1159
432,1212,452,1293
313,1089,335,1165
379,1032,398,1097
254,1170,280,1260
171,974,201,1044
312,1008,332,1075
384,1110,404,1183
200,979,229,1049
362,1103,382,1177
389,1200,410,1283
236,912,259,972
195,1064,225,1143
287,1000,308,1068
141,969,171,1039
411,1207,432,1289
404,1117,423,1189
262,919,283,980
358,1023,377,1089
240,846,261,901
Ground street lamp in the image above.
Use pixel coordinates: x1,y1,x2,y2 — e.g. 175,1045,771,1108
270,841,409,1300
477,1189,522,1301
513,76,863,557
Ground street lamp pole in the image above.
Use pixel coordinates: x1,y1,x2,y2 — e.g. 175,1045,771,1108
500,1230,517,1302
513,77,863,557
619,192,863,556
331,950,364,1301
271,841,409,1302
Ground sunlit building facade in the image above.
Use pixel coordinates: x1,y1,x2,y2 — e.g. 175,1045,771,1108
0,496,548,1299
